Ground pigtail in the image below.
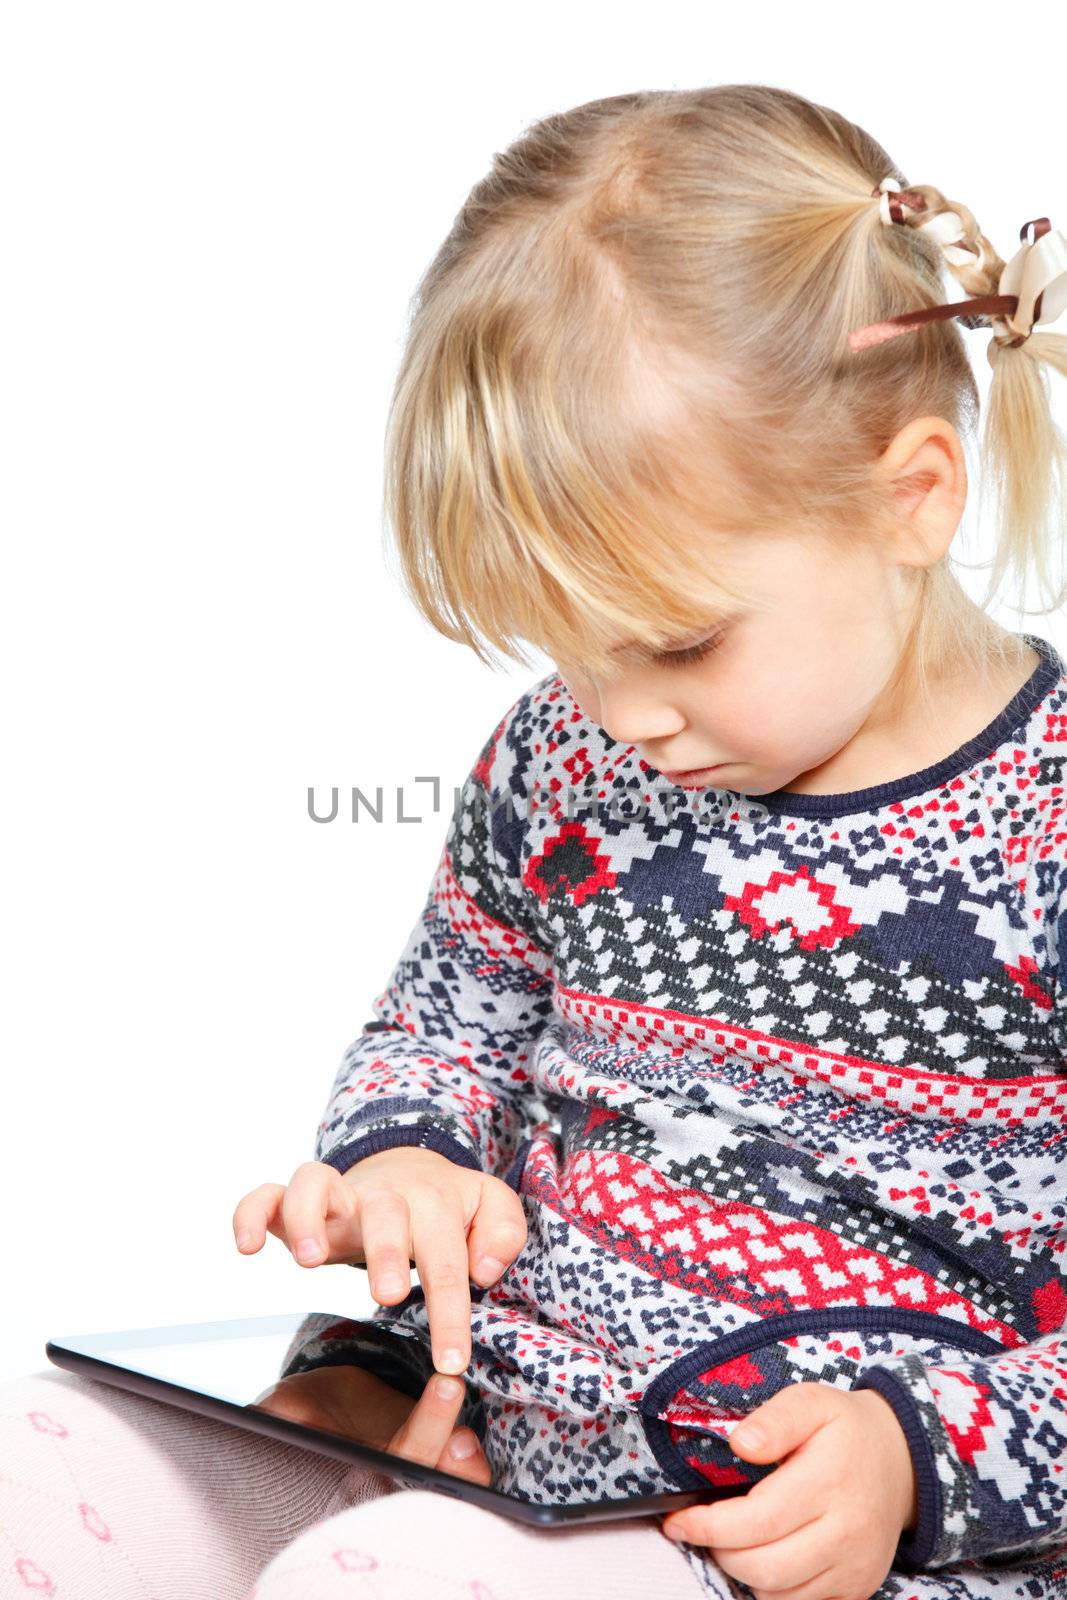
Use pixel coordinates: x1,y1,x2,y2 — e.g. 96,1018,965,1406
983,333,1067,614
887,182,1067,615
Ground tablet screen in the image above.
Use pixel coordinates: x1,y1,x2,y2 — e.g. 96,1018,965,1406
47,1310,725,1519
48,1310,476,1456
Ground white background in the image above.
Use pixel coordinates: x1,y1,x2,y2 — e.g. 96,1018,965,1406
3,1,1065,1383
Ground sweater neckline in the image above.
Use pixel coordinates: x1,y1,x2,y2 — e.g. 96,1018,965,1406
740,631,1065,821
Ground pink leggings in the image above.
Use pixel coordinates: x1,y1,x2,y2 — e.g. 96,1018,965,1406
0,1368,712,1599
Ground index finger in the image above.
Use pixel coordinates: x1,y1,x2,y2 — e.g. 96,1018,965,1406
409,1196,474,1377
666,1454,817,1549
386,1371,469,1469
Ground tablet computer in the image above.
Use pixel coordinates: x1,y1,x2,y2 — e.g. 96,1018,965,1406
46,1311,745,1526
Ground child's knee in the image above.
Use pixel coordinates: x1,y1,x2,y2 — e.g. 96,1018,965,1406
0,1368,113,1466
250,1487,709,1600
250,1488,516,1599
0,1367,375,1600
0,1369,148,1598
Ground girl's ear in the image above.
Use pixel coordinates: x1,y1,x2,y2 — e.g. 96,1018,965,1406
873,415,968,568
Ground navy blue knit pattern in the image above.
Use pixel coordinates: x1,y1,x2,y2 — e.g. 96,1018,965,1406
314,630,1067,1598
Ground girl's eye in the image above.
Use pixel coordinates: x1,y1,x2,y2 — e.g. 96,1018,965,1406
656,628,727,667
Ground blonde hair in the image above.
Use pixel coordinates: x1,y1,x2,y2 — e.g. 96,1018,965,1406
382,83,1067,714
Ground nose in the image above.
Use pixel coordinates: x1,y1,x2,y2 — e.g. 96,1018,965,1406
593,680,686,749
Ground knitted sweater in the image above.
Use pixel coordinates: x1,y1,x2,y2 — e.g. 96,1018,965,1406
315,630,1067,1589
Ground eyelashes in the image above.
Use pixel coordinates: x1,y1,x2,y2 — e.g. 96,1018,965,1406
656,628,727,667
560,626,729,681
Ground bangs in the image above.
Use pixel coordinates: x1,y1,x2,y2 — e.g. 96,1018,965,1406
384,280,777,681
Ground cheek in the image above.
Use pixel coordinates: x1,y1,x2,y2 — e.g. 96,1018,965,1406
689,661,784,754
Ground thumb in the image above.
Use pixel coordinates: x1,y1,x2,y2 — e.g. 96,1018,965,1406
729,1381,836,1462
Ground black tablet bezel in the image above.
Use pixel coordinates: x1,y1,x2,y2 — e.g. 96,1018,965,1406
44,1314,734,1527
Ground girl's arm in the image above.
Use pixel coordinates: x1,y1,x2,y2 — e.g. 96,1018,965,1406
314,679,556,1184
849,1319,1067,1570
849,878,1067,1571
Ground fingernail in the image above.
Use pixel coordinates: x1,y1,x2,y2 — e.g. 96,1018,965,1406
436,1376,462,1400
375,1273,405,1297
448,1431,478,1458
732,1423,763,1449
296,1239,323,1264
663,1521,686,1541
236,1231,252,1251
476,1255,506,1281
436,1347,466,1375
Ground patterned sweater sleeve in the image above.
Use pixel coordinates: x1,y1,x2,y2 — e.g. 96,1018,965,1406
314,682,556,1182
849,861,1067,1573
850,1320,1067,1570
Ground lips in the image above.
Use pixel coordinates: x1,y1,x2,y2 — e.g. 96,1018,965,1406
660,763,727,788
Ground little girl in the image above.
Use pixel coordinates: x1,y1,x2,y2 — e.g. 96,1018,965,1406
5,81,1067,1600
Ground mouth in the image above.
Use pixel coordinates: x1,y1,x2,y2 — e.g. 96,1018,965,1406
658,763,729,788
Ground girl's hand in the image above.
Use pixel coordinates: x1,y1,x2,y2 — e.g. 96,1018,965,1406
249,1363,492,1485
231,1150,528,1377
661,1383,918,1600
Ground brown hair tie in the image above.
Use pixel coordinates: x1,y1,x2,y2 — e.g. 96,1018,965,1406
849,177,1067,354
